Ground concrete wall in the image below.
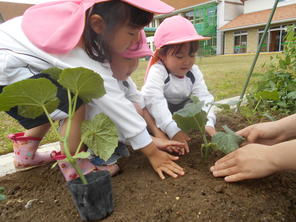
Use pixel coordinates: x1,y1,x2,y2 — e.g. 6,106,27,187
244,0,296,13
246,28,258,53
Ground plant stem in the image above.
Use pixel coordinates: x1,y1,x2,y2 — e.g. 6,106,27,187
63,89,88,184
42,105,63,141
236,0,280,112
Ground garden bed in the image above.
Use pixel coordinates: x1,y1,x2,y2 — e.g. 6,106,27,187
1,112,296,222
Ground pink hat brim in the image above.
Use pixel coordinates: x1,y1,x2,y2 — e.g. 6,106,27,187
158,35,210,49
122,0,174,14
120,30,152,58
22,0,174,54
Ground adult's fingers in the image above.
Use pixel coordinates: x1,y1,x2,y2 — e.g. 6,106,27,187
210,157,237,171
224,172,247,182
211,166,239,178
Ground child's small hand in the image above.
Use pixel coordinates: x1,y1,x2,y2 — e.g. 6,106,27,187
205,126,216,137
152,137,186,155
172,131,190,153
141,143,185,179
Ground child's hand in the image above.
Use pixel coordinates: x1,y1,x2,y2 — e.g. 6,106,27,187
141,143,185,179
205,126,216,137
172,131,190,153
152,137,186,155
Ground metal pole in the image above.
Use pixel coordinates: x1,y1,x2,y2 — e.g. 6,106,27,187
236,0,280,111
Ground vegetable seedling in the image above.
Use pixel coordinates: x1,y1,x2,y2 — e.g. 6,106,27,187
173,96,244,159
0,67,118,184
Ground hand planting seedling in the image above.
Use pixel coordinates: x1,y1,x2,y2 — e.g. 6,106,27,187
0,67,118,220
173,96,244,159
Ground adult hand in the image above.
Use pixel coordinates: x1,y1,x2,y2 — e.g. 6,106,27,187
210,144,278,182
237,121,286,146
172,131,190,153
152,136,186,155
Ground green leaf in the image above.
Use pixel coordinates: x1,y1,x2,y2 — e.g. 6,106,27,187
287,91,296,99
42,67,62,81
255,90,279,101
81,113,118,161
212,125,245,154
0,79,59,118
72,151,90,159
0,194,6,201
58,67,106,103
173,98,207,134
50,162,58,169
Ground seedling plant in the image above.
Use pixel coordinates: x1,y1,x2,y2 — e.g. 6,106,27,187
173,96,245,159
0,67,118,184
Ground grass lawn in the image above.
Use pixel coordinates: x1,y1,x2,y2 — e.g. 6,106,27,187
0,53,276,154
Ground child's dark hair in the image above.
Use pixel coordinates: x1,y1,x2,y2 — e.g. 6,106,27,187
83,0,153,62
158,41,199,57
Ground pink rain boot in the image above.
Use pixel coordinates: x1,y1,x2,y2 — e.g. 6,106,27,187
8,132,54,170
51,151,119,181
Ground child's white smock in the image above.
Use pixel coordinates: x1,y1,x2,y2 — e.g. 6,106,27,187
0,17,152,150
141,61,216,139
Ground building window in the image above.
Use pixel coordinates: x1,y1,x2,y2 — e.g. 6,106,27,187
234,31,247,53
184,10,195,23
258,24,296,52
195,9,204,24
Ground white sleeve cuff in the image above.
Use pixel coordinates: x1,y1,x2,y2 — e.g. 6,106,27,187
206,117,216,128
128,129,152,150
165,121,181,139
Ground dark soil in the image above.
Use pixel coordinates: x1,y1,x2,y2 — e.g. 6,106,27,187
1,113,296,222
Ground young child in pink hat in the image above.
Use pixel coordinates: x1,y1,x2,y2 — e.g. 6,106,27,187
0,0,185,181
142,15,217,154
88,31,186,167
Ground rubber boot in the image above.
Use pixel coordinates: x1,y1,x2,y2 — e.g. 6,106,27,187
51,151,119,181
8,132,54,169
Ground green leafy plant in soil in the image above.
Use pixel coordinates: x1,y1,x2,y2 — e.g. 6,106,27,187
247,26,296,116
173,96,244,159
0,67,118,184
0,187,6,201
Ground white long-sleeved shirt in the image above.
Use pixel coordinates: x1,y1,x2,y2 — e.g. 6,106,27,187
141,61,216,139
0,17,152,150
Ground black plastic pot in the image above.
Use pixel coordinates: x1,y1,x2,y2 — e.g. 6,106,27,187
67,170,113,221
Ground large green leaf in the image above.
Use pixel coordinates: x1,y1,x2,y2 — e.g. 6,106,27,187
58,67,105,103
81,113,118,161
42,67,62,81
173,96,207,134
0,79,59,118
212,125,245,154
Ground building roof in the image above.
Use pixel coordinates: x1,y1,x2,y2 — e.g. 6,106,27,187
220,4,296,31
161,0,212,10
0,2,31,21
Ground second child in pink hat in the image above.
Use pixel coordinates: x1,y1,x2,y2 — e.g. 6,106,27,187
142,16,217,153
0,0,184,181
88,30,186,167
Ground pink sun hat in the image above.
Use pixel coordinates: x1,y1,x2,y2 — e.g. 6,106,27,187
154,15,210,49
22,0,174,54
120,30,152,58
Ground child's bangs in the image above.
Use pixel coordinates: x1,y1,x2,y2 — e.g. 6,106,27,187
161,41,199,56
127,5,153,28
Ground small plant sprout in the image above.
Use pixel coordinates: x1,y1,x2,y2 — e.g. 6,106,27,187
0,187,6,201
0,67,118,184
173,96,244,159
